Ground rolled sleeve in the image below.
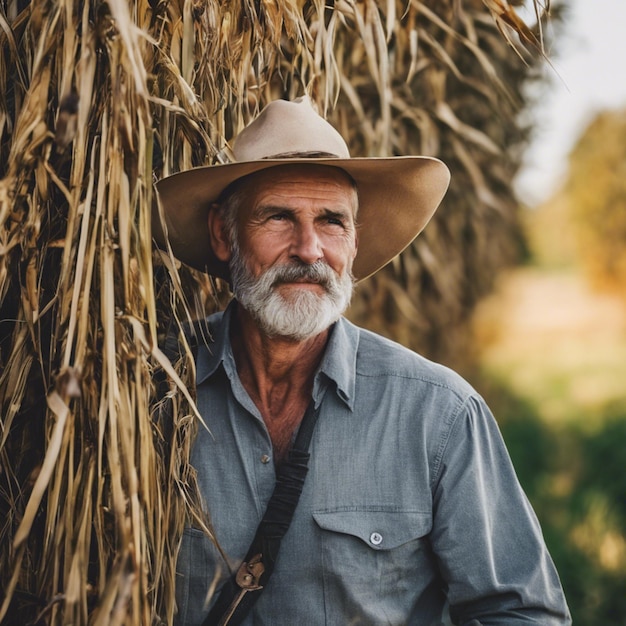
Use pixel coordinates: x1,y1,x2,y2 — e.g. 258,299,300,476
430,394,571,625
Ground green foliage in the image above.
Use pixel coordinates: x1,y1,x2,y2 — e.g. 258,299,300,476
475,378,626,625
565,108,626,297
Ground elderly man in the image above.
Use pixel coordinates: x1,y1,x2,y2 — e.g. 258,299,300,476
155,97,570,626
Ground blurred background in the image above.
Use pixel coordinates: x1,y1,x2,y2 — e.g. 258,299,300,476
469,0,626,623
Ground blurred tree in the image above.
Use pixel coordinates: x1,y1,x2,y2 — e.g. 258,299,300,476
564,108,626,298
523,190,579,269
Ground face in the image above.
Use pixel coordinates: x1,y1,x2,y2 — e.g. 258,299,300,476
210,164,359,340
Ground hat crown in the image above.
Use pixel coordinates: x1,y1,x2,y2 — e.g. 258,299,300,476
232,96,351,162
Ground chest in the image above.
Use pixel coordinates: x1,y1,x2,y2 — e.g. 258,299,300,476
185,387,440,625
258,399,308,464
193,380,436,519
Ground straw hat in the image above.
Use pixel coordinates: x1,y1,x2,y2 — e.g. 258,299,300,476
153,96,450,281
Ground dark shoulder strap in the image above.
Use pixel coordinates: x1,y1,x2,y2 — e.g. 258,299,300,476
202,401,321,626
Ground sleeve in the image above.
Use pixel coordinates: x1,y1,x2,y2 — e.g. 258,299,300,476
429,394,571,625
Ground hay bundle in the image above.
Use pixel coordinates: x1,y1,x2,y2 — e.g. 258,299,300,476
0,1,549,623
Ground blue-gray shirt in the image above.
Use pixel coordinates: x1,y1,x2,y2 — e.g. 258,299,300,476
175,304,570,625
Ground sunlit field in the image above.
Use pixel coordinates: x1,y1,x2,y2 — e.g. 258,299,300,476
471,267,626,625
474,268,626,423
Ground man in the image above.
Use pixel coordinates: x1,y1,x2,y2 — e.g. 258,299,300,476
154,97,571,625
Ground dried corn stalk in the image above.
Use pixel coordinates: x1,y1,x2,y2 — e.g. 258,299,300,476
328,0,552,362
0,0,552,623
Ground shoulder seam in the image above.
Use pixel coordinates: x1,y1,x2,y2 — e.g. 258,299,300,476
429,395,478,493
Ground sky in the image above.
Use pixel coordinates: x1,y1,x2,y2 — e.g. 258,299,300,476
514,0,626,207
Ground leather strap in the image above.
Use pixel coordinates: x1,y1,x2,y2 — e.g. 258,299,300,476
202,400,321,626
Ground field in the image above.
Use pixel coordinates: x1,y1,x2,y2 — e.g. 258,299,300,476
471,267,626,624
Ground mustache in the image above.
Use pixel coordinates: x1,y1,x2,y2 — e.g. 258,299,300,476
269,261,336,289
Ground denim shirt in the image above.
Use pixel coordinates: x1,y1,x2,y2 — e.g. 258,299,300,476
175,304,570,626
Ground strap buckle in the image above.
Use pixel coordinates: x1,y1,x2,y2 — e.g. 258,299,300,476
235,553,265,591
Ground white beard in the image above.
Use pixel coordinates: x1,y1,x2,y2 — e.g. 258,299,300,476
229,245,354,341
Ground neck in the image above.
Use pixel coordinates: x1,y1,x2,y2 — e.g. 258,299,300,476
231,304,329,401
230,304,331,462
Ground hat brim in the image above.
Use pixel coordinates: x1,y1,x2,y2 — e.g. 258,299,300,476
153,156,450,282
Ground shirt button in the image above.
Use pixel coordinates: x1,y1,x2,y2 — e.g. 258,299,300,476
260,454,271,464
370,532,383,546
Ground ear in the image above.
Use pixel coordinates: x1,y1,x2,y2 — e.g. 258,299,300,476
208,204,232,263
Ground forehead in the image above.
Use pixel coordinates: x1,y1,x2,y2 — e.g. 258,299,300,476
235,164,358,211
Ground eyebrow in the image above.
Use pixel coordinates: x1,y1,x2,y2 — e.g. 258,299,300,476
320,208,352,221
254,205,294,218
254,205,353,220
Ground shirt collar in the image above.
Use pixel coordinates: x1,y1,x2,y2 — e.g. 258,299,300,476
196,300,236,386
196,301,359,412
314,315,357,411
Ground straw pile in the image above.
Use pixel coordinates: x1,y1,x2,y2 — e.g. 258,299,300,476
0,1,550,623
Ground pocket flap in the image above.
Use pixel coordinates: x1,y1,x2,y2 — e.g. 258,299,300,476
313,509,431,550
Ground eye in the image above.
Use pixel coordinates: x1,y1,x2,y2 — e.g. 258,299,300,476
323,212,351,230
268,212,289,223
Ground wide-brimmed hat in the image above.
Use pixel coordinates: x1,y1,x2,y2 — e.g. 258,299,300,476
153,96,450,281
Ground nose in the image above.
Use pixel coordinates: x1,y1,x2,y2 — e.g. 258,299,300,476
289,222,324,265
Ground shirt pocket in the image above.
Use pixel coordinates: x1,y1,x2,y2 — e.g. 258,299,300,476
312,508,432,588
